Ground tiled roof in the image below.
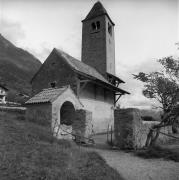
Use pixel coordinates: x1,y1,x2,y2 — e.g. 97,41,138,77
55,49,129,94
55,48,109,83
82,1,114,25
25,86,68,104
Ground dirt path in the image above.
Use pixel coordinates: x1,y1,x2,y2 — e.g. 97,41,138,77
94,148,179,180
84,134,179,180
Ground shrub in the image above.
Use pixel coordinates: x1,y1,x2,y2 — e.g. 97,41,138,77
141,116,157,121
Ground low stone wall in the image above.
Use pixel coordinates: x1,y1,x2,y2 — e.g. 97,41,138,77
114,108,172,149
0,106,26,113
26,104,52,126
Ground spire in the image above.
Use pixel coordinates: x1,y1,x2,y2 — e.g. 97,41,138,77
82,1,114,25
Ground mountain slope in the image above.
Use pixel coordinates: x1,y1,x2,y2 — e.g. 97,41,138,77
0,34,42,102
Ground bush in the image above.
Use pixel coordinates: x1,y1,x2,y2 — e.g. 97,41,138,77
141,116,157,121
135,146,179,162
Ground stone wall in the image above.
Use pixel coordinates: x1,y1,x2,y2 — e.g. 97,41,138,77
114,108,173,149
73,109,93,142
31,49,77,96
26,103,52,126
82,14,115,76
82,16,107,77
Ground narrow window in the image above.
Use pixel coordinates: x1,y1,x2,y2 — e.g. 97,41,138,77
50,82,56,88
91,21,100,31
91,22,96,30
108,23,112,36
96,21,100,29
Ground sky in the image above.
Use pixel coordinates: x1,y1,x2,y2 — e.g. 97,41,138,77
0,0,178,109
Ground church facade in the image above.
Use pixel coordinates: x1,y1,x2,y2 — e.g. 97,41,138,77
29,2,129,133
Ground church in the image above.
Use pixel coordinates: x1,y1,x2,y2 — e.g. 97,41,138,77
26,1,129,137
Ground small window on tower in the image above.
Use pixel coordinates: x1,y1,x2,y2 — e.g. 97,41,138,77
91,21,100,31
96,21,100,29
91,22,96,30
108,23,112,36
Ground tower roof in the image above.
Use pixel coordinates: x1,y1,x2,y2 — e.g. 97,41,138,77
82,1,115,25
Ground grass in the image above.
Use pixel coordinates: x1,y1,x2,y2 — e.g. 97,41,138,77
0,111,124,180
135,145,179,162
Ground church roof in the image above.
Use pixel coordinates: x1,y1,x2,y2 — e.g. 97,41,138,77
25,86,68,104
82,1,115,25
55,49,129,94
55,48,109,83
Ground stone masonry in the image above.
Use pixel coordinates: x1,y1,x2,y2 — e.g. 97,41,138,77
114,108,172,149
73,109,93,142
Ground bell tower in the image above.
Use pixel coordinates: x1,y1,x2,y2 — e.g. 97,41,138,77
81,1,115,77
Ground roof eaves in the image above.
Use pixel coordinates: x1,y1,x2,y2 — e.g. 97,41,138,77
106,72,125,83
25,100,51,105
82,13,115,26
76,70,130,94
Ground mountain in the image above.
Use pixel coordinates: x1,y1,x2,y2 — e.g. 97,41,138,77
0,34,42,102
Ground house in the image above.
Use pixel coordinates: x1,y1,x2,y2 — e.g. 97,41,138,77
27,1,129,136
0,84,8,104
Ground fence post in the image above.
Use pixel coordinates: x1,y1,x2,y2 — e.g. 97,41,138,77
111,126,113,145
107,124,109,143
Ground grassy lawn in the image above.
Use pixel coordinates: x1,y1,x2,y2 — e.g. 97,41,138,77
0,111,124,180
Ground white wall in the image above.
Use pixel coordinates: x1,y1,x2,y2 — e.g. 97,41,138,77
79,83,115,133
79,98,114,133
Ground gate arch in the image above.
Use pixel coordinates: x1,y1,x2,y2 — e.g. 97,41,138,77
60,101,75,126
52,87,83,138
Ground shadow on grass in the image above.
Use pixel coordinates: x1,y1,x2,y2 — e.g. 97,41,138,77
135,146,179,162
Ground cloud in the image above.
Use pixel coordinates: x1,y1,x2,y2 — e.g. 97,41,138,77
0,19,25,45
117,59,162,109
25,42,53,62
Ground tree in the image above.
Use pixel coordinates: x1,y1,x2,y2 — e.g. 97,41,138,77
133,56,179,147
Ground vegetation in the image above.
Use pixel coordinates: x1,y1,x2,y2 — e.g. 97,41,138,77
133,56,179,147
135,145,179,162
0,34,41,103
0,111,124,180
141,116,157,121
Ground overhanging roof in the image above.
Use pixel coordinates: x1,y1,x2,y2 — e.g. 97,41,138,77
30,48,130,95
106,72,125,84
55,49,129,94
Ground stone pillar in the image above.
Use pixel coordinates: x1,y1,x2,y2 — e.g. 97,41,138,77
73,109,93,142
114,108,143,149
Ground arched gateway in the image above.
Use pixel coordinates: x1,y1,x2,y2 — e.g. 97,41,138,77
25,86,92,140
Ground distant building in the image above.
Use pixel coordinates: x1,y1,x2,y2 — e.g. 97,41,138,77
0,84,8,104
28,2,129,136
